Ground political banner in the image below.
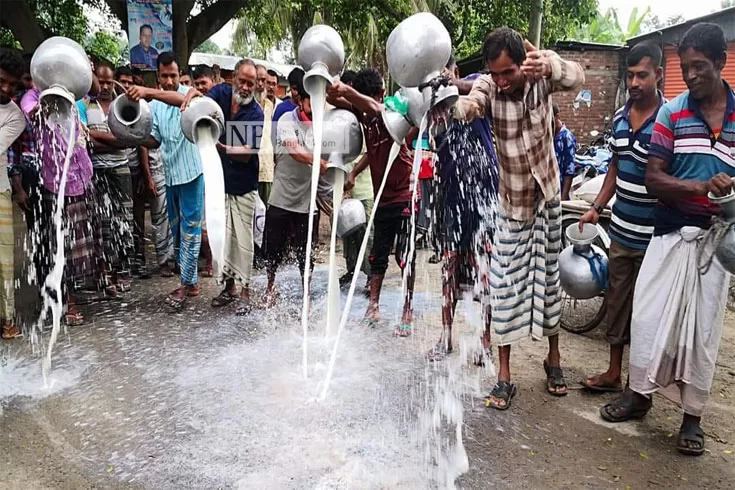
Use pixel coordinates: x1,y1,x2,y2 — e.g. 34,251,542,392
127,0,173,70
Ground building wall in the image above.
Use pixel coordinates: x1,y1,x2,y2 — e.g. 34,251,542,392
550,48,624,145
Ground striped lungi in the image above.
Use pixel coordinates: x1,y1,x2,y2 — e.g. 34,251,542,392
489,198,562,346
0,191,14,320
40,189,100,292
92,166,135,274
221,191,257,287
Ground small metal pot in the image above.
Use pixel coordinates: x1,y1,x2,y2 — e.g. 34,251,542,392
386,13,452,89
108,95,153,144
31,36,92,102
709,190,735,274
559,223,609,299
180,96,225,144
298,25,345,96
337,199,367,238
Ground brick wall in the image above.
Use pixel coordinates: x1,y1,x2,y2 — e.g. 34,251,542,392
551,49,623,145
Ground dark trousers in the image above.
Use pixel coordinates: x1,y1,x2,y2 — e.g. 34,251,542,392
263,205,318,275
369,202,410,276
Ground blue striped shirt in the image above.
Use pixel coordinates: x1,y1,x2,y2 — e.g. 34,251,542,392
150,84,203,187
608,94,665,249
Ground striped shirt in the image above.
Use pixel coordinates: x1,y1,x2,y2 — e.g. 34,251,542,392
648,82,735,235
608,93,665,249
77,98,129,169
459,51,585,220
150,85,203,187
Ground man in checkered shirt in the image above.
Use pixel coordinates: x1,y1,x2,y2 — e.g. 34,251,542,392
453,27,585,410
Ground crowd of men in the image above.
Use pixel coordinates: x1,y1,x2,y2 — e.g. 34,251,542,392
0,21,733,458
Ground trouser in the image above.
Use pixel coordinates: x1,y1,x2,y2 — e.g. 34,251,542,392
92,166,135,275
263,205,317,275
0,191,14,320
131,170,174,268
167,175,204,286
258,181,272,207
369,202,411,275
605,241,646,346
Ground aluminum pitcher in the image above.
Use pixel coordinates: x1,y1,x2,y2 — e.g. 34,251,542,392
559,223,609,299
180,96,225,144
108,94,153,144
321,108,363,177
297,25,345,97
708,189,735,274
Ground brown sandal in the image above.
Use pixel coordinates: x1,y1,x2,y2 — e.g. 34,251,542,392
2,321,21,339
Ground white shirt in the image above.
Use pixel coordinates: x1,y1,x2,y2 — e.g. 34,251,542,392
0,100,27,192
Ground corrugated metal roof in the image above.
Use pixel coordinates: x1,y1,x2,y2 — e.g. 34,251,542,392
188,52,300,78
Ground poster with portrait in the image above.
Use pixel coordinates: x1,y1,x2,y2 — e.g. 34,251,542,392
127,0,173,70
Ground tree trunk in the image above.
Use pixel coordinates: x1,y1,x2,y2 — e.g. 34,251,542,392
0,0,45,51
529,0,544,48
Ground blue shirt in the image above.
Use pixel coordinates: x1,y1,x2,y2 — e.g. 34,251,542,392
207,84,264,196
554,125,576,189
130,44,159,70
150,84,203,187
649,82,735,235
271,98,297,145
608,94,664,249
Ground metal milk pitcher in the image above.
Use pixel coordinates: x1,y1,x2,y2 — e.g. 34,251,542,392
321,108,364,177
180,96,225,144
108,94,153,144
297,25,345,97
337,199,367,238
559,223,609,299
708,190,735,274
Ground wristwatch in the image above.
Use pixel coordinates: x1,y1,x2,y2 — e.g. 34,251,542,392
592,202,604,214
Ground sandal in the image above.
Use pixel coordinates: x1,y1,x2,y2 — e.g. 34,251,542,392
599,394,652,423
160,267,175,278
543,359,568,397
211,290,237,307
580,376,623,393
64,311,85,327
362,316,380,329
486,381,517,411
236,301,253,316
201,266,214,278
165,290,187,312
393,323,412,337
676,421,706,456
427,341,452,362
2,321,21,339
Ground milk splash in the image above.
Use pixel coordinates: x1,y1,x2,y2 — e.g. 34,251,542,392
39,103,77,383
301,76,327,378
325,169,345,336
195,127,226,277
320,143,402,400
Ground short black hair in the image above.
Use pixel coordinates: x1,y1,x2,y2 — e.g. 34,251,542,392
678,22,728,65
156,51,178,71
95,59,115,72
21,53,32,75
298,85,310,100
266,69,278,78
627,42,662,68
140,24,153,34
115,65,133,79
341,69,357,85
0,48,24,79
445,53,456,70
482,27,525,65
192,64,214,80
353,67,383,97
288,67,305,87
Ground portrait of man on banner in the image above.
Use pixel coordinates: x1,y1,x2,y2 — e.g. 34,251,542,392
127,0,173,70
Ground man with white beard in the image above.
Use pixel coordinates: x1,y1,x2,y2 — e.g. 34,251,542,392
183,59,265,315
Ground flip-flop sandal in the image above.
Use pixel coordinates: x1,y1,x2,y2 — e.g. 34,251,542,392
165,293,187,312
160,268,175,278
543,359,568,397
676,422,706,456
427,342,452,362
362,317,380,329
393,323,412,337
236,302,253,316
599,395,652,423
486,381,517,411
580,378,623,393
211,290,237,307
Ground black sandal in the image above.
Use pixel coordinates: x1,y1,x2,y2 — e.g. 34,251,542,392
486,381,517,411
165,293,187,312
211,290,237,307
543,359,568,397
676,421,706,456
599,394,652,423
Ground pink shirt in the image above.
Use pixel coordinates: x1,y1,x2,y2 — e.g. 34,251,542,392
20,87,93,197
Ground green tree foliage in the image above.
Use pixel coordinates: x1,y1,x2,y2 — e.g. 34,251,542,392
194,39,223,55
571,7,651,44
0,0,88,49
85,31,126,65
